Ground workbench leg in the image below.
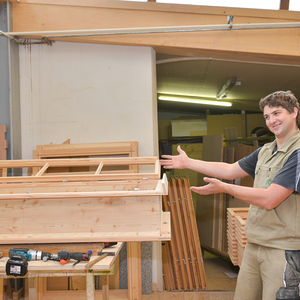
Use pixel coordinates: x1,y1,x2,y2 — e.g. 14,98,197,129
36,278,47,300
86,272,95,300
0,278,3,300
27,278,36,300
102,275,109,300
127,242,142,300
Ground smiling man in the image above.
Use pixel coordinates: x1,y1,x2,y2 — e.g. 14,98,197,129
160,91,300,300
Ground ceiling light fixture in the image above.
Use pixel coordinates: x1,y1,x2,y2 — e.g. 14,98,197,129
158,95,232,107
216,77,237,99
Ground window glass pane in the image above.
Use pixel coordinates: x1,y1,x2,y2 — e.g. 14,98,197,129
289,0,300,11
156,0,280,10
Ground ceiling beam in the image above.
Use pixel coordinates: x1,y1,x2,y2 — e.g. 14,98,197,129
7,1,300,65
280,0,290,10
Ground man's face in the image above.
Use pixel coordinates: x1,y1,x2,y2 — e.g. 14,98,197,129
263,105,297,138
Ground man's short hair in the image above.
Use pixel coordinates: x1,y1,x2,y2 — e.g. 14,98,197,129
259,91,300,124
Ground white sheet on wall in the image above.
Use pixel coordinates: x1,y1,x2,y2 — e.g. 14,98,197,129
19,42,158,159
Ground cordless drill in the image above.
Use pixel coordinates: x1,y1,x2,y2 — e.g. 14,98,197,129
6,248,51,276
47,250,92,265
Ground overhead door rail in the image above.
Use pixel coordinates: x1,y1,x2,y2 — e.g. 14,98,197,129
1,16,300,42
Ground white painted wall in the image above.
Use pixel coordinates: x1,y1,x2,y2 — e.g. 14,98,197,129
19,42,158,158
18,41,162,291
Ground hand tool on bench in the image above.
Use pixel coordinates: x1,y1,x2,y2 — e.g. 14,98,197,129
85,250,117,270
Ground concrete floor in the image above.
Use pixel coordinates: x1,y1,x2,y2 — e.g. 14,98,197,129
203,250,238,291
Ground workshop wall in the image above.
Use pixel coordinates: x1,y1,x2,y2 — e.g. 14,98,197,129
18,42,158,159
18,41,159,293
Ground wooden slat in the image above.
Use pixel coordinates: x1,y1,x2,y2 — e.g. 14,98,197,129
127,242,142,300
182,176,207,290
33,141,139,174
176,177,198,290
0,125,7,178
167,183,185,290
35,163,50,176
95,162,104,174
227,207,248,266
0,157,155,168
161,177,206,291
161,242,175,291
162,195,181,290
170,178,189,291
0,156,160,184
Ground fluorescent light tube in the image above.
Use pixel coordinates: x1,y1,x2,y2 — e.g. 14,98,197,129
158,96,232,107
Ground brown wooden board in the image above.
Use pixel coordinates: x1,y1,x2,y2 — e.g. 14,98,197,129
182,177,207,289
162,194,182,290
197,134,224,253
162,177,206,291
32,141,139,174
227,208,249,266
0,125,7,177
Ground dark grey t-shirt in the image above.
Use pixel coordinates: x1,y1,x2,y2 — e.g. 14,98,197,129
238,147,300,193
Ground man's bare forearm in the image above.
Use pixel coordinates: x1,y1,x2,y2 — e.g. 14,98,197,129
185,158,246,180
191,178,293,209
160,145,247,180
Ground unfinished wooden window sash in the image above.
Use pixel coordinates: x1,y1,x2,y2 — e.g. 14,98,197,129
0,157,170,243
0,157,160,183
0,157,165,199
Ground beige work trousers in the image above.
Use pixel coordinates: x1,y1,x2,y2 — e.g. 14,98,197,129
234,243,286,300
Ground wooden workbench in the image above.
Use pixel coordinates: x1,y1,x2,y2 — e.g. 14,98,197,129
0,157,170,300
0,242,123,300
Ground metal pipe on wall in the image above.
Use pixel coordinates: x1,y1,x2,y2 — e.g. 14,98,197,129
1,21,300,40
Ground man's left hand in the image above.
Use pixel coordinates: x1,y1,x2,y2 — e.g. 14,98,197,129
190,177,224,195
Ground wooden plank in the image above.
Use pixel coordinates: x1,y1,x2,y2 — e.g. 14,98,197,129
9,1,300,66
166,185,184,290
182,177,207,290
173,177,199,290
102,275,109,300
222,146,235,254
34,141,138,156
0,157,155,168
86,272,95,300
227,208,248,266
169,179,189,291
0,172,160,184
127,242,142,300
35,163,50,176
162,195,181,290
0,179,159,194
0,125,7,178
0,125,7,161
0,195,163,243
0,279,3,300
33,141,139,174
162,178,206,291
197,134,224,252
224,127,238,148
15,288,237,300
161,242,176,291
236,143,258,161
280,0,290,10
